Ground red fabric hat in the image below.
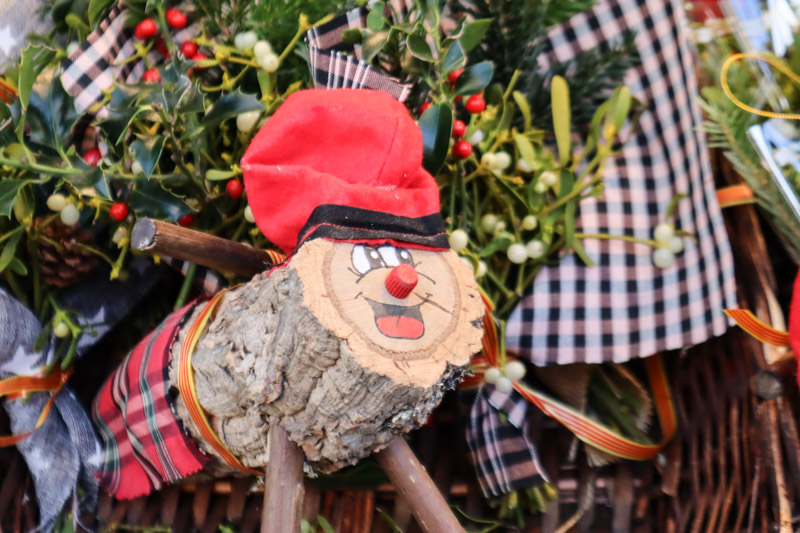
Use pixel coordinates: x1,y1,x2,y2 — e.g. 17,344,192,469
241,89,444,253
790,268,800,390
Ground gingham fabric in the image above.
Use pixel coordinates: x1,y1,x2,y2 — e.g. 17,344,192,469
61,6,197,114
505,0,737,366
463,386,547,497
92,301,209,500
306,2,413,102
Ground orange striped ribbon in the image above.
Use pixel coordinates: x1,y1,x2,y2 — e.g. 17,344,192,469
716,185,754,208
0,368,71,447
464,300,677,461
178,292,260,475
264,250,286,264
0,78,16,104
724,309,790,347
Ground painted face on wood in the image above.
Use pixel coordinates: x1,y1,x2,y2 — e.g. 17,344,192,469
292,238,484,386
325,243,459,354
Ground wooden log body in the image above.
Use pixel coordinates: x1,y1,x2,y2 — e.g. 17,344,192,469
169,238,484,474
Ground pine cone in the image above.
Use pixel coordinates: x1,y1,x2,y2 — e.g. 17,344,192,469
37,218,100,288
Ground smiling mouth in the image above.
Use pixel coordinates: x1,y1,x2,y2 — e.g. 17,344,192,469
365,299,425,340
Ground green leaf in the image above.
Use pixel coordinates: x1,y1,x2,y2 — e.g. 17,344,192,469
459,19,492,54
0,179,45,217
128,180,192,222
572,236,595,266
18,46,38,111
603,86,631,140
8,257,28,276
453,61,493,96
130,137,166,179
479,236,512,257
205,168,239,181
513,91,532,132
442,41,465,74
551,75,571,164
341,28,363,44
317,517,335,533
513,132,536,170
66,166,112,200
418,103,452,175
367,2,386,31
0,230,23,276
88,0,114,25
407,32,434,62
97,106,149,146
26,77,80,150
362,30,390,63
202,91,265,128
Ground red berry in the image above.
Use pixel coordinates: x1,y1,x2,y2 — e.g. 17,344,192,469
134,18,158,40
447,69,464,84
165,8,187,29
419,102,432,114
451,119,466,139
180,40,198,57
189,53,207,75
465,94,486,114
142,68,161,83
155,38,170,58
177,213,194,227
109,203,128,222
452,140,472,160
454,95,462,103
82,148,102,167
225,179,243,199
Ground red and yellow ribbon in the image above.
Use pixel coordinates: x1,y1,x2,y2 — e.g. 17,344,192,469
717,185,754,209
465,298,677,461
0,368,71,447
724,308,790,347
178,291,260,475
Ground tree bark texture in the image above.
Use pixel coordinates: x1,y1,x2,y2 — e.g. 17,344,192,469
168,239,484,475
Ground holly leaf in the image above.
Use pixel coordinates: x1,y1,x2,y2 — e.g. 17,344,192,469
367,2,387,31
0,230,22,276
97,105,149,145
88,0,114,25
18,46,38,111
66,164,112,200
362,30,390,63
453,61,493,96
418,103,452,176
459,19,492,54
202,91,265,128
130,137,166,179
26,77,80,150
442,41,465,74
0,178,47,217
128,180,192,222
407,32,434,62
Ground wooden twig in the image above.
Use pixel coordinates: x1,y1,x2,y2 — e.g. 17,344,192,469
131,218,275,277
375,437,463,533
262,424,305,533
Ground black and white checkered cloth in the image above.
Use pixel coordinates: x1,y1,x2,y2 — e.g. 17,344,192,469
306,2,413,102
61,6,197,114
505,0,737,366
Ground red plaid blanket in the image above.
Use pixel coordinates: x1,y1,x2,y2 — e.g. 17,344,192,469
92,302,208,499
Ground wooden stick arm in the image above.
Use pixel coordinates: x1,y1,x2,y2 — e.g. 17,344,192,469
131,217,275,277
376,437,464,533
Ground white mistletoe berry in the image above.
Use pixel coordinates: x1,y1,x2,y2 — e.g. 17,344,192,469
522,215,538,231
504,360,526,381
60,204,80,226
481,213,498,233
494,376,514,393
448,229,468,251
494,151,511,170
484,367,501,384
652,248,675,269
507,243,527,264
46,194,67,212
668,235,684,254
526,239,545,259
653,223,674,244
236,110,261,132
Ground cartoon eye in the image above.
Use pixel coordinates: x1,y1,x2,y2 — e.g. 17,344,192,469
352,245,386,274
377,246,414,267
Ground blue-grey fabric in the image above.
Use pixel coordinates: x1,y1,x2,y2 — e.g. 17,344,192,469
0,258,161,530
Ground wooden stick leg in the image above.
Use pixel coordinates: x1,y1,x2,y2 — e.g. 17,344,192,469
375,437,463,533
262,424,305,533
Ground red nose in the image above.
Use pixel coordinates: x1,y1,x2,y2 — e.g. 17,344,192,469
385,264,418,299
